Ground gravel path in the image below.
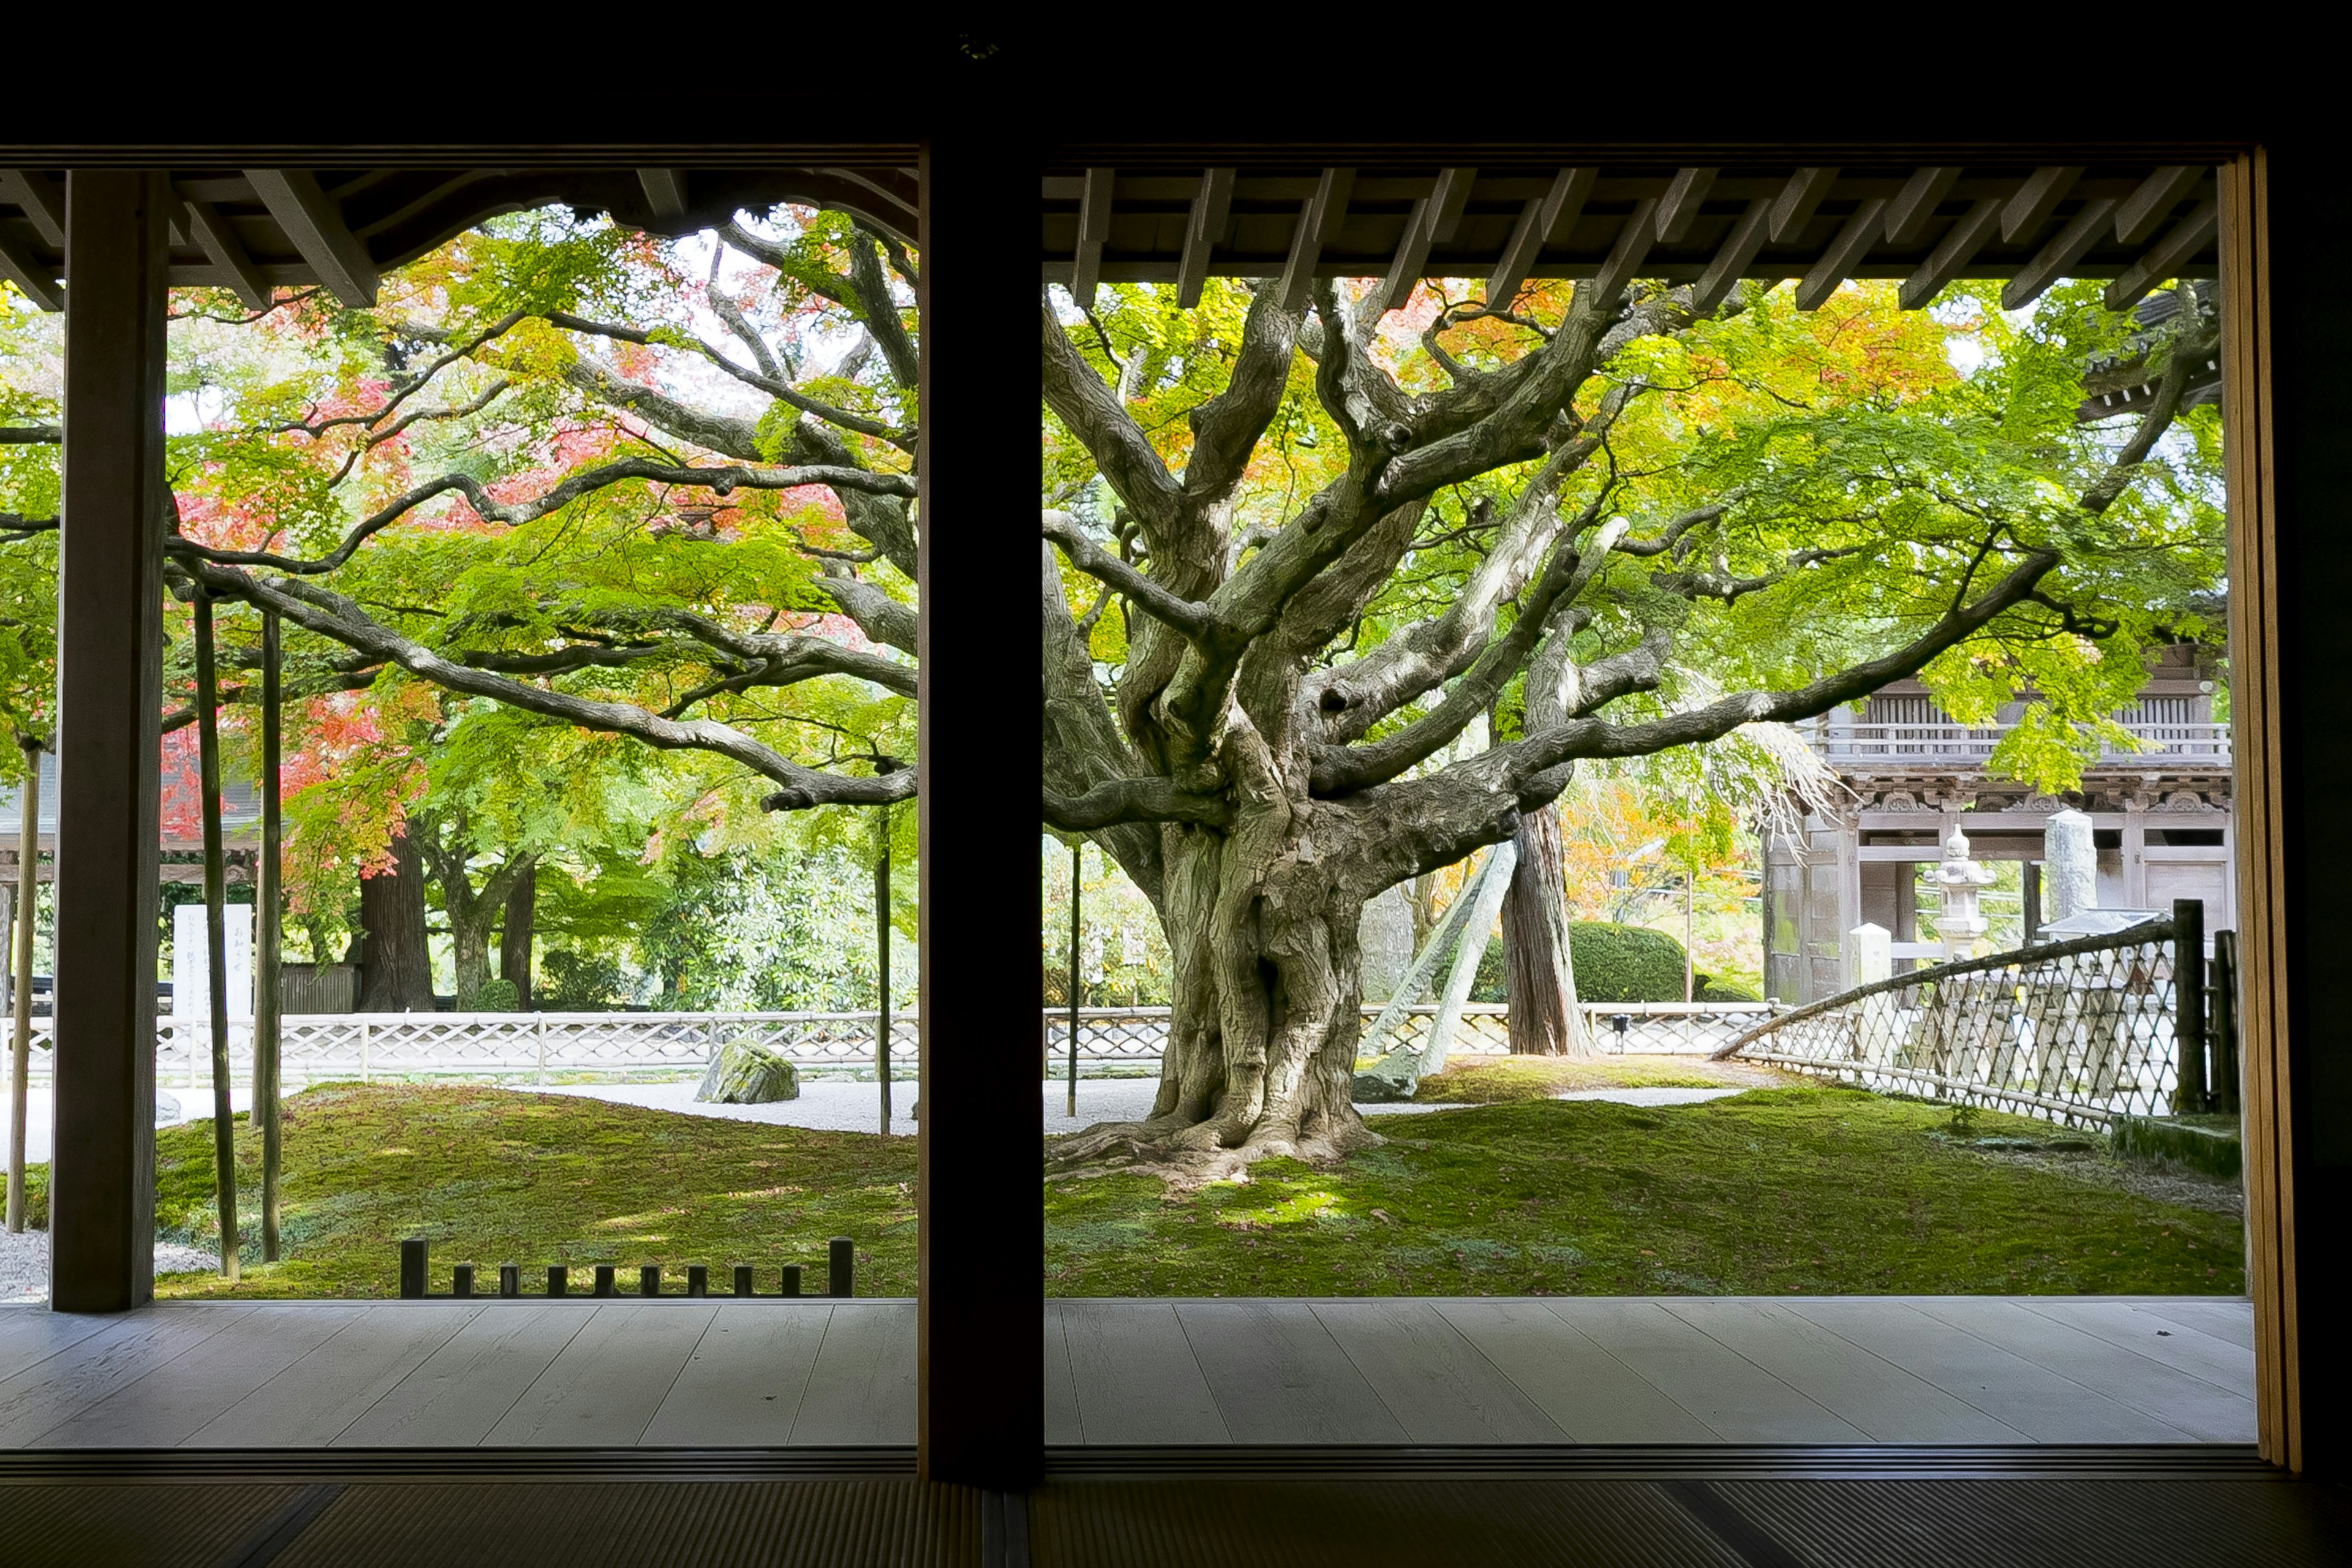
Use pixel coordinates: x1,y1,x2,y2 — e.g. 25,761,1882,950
0,1229,220,1305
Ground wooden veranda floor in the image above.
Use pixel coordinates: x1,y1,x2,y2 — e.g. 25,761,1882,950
0,1295,2253,1450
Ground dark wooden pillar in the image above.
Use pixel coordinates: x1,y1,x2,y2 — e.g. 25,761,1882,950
49,172,170,1313
916,134,1043,1487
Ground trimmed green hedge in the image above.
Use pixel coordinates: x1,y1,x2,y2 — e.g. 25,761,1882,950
1467,923,1697,1005
1695,978,1760,1003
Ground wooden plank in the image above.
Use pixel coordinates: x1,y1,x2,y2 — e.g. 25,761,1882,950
2002,165,2084,243
2116,165,2206,246
1377,167,1473,315
2000,197,2119,310
1909,1298,2255,1442
1311,1300,1564,1442
1789,1298,2199,1442
1069,167,1114,300
1434,1299,1716,1442
2103,200,2219,310
34,1303,364,1447
1486,168,1591,307
0,1307,118,1383
0,169,64,246
1690,200,1773,315
482,1302,714,1447
1276,168,1354,312
1583,198,1658,307
1883,166,1959,246
792,1302,916,1444
243,169,378,306
0,1305,255,1446
1900,198,2005,310
1058,1301,1226,1444
1768,167,1838,243
1551,1299,1866,1442
641,1304,829,1447
2136,1297,2257,1349
1659,1300,2027,1444
2015,1299,2255,1389
184,1302,482,1447
1042,1306,1083,1444
332,1301,594,1447
1174,168,1234,309
1654,167,1718,244
1174,1300,1406,1443
1794,198,1887,311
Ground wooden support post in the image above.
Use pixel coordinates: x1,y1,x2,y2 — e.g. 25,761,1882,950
2211,929,2241,1117
499,1262,519,1298
2174,897,2209,1115
731,1263,753,1297
1066,839,1081,1118
639,1264,662,1297
876,799,892,1135
829,1235,854,1298
592,1263,616,1297
917,134,1042,1487
256,609,283,1261
6,733,39,1233
452,1263,475,1298
781,1263,802,1297
193,590,239,1281
399,1237,426,1298
50,172,170,1314
546,1264,567,1297
685,1264,707,1298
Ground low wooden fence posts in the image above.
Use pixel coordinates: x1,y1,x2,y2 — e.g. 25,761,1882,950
398,1236,860,1299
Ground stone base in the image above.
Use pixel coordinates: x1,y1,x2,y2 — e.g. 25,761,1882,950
2111,1114,2242,1180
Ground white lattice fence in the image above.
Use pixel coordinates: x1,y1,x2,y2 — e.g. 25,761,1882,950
9,1000,1773,1088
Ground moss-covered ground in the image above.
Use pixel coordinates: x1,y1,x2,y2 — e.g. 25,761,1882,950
1410,1053,1792,1102
23,1079,2242,1300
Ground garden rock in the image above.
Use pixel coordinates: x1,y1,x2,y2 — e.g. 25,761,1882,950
696,1041,799,1104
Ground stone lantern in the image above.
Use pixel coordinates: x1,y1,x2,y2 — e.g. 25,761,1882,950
1929,822,1997,961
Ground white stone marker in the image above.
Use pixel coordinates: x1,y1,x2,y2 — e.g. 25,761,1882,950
173,902,254,1022
2045,809,2097,921
1845,921,1892,986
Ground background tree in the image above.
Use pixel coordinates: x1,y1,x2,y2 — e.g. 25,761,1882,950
1041,273,2222,1170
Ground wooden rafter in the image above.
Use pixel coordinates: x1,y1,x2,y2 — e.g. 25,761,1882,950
1795,198,1887,311
1900,198,2004,311
1277,168,1353,312
1654,167,1717,244
636,169,688,222
2116,166,2205,246
1585,198,1657,306
1070,168,1114,300
1884,166,1958,246
0,170,63,247
1175,167,1234,309
244,169,379,306
2002,165,2083,243
1378,166,1473,314
2002,197,2120,310
1691,198,1773,315
1770,167,1839,243
1485,167,1591,307
174,190,269,311
0,224,60,312
2105,200,2222,309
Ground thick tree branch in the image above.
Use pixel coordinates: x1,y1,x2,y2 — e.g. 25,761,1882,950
1044,777,1233,831
1044,510,1215,639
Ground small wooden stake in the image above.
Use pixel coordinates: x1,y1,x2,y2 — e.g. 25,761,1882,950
453,1263,475,1298
781,1264,802,1298
685,1264,707,1298
547,1265,568,1297
194,590,239,1282
639,1264,662,1297
499,1263,520,1298
829,1237,854,1298
399,1237,427,1298
593,1264,616,1298
732,1264,754,1297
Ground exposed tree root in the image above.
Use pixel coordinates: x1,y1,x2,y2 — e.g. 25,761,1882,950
1044,1114,1383,1183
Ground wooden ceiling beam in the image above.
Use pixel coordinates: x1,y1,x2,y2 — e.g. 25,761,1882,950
243,169,379,306
1769,167,1838,243
1378,166,1473,315
0,225,61,311
173,190,270,311
1175,167,1234,309
2103,199,2221,310
1900,197,2004,310
1794,198,1887,310
2002,197,2119,310
2114,166,2206,246
0,170,64,247
1486,167,1592,307
1584,198,1658,306
1276,168,1353,312
1883,166,1959,246
1654,167,1717,244
1690,198,1773,315
636,169,689,222
2002,165,2082,243
1070,167,1114,300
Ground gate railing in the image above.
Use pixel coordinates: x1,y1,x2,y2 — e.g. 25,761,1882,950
1711,918,2207,1128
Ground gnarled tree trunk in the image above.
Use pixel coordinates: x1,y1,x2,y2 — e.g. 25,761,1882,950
500,869,537,1006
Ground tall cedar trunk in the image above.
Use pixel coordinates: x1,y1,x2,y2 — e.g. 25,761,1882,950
356,832,434,1011
500,869,536,1006
1501,804,1589,1056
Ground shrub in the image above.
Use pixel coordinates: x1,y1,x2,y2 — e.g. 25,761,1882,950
1467,924,1696,1005
1695,977,1760,1003
468,976,521,1012
1569,922,1691,1003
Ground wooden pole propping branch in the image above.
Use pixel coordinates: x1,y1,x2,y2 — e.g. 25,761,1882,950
876,797,892,1135
6,731,40,1234
1067,839,1082,1118
2173,897,2208,1114
194,590,239,1282
256,608,284,1261
2211,929,2241,1117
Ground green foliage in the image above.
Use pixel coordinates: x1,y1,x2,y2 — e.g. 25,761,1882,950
1569,923,1691,1004
469,976,519,1012
1695,978,1761,1003
1471,937,1508,1004
539,949,631,1011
